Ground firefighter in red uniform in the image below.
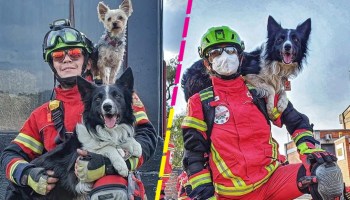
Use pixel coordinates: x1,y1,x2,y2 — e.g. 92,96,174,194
0,19,157,200
160,143,175,199
177,170,191,200
181,26,343,199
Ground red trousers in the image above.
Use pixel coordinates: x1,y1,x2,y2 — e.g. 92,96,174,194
217,163,304,200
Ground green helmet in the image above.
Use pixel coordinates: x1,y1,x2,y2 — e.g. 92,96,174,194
42,19,93,62
198,26,245,58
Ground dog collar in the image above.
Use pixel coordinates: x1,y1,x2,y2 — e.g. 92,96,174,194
104,35,123,47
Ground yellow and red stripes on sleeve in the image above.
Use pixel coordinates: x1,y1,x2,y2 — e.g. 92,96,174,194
13,133,44,158
6,158,28,184
132,93,150,125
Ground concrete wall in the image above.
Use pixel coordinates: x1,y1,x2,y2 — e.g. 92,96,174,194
334,136,350,186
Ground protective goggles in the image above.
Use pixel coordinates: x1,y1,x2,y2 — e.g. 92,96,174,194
207,46,238,61
43,27,85,50
51,48,83,62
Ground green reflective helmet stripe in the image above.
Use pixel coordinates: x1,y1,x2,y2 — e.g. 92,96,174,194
198,26,245,58
44,38,87,61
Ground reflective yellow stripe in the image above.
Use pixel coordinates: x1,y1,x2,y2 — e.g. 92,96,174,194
14,133,43,154
297,142,324,155
211,144,246,188
128,157,139,171
49,100,60,111
271,107,281,120
245,83,255,90
134,111,149,123
189,172,211,189
292,131,313,144
181,116,207,132
199,89,213,101
9,160,28,183
269,136,278,159
214,162,279,196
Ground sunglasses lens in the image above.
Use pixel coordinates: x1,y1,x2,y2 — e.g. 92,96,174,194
51,48,82,62
208,48,222,58
224,47,238,55
51,50,65,62
68,48,83,59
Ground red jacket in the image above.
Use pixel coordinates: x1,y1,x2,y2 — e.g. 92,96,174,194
182,76,314,198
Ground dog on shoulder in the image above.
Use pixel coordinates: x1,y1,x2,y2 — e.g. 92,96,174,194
93,0,133,84
244,16,311,119
9,68,141,200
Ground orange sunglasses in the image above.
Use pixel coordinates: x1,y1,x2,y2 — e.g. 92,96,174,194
51,48,83,62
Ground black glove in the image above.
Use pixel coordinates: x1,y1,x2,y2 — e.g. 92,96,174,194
21,167,49,195
184,184,192,196
189,183,215,200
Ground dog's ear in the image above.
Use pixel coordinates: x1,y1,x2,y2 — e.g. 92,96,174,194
115,67,134,91
119,0,133,17
296,18,311,40
267,16,282,37
77,76,96,100
97,2,109,22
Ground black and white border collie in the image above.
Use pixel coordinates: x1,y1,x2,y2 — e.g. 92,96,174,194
12,67,141,200
244,15,311,118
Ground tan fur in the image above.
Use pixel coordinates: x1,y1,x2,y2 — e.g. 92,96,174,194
245,57,300,119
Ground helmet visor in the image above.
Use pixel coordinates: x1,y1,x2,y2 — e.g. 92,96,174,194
44,27,84,50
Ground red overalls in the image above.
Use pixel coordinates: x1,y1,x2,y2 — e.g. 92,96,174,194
183,76,303,199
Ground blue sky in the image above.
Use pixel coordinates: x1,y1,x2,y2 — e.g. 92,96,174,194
164,0,350,153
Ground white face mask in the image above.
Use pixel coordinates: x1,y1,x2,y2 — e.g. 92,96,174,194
211,52,240,76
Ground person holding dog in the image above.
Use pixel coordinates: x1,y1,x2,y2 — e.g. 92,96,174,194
0,19,157,200
181,26,343,199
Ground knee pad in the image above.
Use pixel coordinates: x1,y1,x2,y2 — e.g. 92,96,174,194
90,175,128,200
310,162,344,200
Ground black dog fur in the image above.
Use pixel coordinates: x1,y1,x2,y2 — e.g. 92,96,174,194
8,68,135,200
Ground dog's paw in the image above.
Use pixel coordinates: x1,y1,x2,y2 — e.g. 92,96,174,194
75,182,93,194
277,96,288,113
131,142,142,158
118,166,129,177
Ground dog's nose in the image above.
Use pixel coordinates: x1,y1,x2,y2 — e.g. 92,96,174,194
284,44,292,51
103,104,112,112
113,23,118,28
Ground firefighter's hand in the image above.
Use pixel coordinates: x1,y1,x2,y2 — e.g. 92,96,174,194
189,183,215,200
23,167,58,195
299,144,337,174
75,149,106,182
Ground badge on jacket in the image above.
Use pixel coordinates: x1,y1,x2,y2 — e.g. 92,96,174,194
214,105,230,124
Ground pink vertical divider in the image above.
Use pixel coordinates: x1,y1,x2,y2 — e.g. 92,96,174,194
186,0,193,14
171,86,178,107
182,17,190,38
174,64,182,84
158,0,193,198
170,0,193,109
178,40,186,62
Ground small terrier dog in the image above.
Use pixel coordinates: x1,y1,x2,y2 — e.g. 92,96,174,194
94,0,133,84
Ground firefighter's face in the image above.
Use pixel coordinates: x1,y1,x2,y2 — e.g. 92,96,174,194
52,48,87,78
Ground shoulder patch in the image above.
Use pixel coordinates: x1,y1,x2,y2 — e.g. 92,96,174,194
132,93,144,108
